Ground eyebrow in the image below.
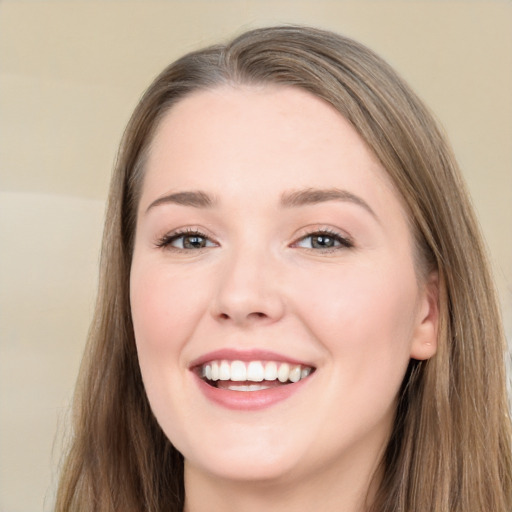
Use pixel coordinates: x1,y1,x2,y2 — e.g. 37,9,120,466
280,188,377,219
145,187,377,220
145,190,216,213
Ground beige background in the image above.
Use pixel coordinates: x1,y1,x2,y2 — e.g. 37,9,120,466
1,1,511,510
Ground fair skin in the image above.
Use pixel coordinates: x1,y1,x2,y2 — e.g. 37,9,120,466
130,85,438,512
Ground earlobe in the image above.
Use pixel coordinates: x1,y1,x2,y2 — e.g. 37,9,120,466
410,271,439,361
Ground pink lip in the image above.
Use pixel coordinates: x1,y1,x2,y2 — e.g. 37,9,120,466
189,349,315,411
193,372,311,411
189,349,313,368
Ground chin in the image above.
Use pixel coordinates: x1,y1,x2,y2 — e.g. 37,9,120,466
185,453,304,485
179,427,309,484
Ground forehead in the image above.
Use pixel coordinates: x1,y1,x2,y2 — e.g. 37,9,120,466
150,85,378,163
143,85,398,206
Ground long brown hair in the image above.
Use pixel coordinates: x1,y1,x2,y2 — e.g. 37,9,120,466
55,26,512,511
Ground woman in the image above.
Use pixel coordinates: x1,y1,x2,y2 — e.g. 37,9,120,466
55,26,512,511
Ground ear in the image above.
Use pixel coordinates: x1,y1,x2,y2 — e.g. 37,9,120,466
409,271,439,361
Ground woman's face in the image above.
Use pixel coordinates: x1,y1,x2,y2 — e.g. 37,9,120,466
130,85,437,487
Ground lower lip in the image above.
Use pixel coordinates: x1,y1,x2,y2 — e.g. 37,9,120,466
193,374,311,411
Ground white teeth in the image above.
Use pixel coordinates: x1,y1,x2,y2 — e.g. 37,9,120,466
289,365,301,383
301,367,311,379
264,361,278,381
247,361,264,382
211,361,219,381
200,359,314,387
277,362,290,383
230,360,247,381
219,360,230,380
227,384,270,391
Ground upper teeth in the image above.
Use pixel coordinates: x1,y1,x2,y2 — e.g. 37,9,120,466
201,360,312,383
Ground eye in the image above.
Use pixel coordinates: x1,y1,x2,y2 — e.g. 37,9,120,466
156,230,217,250
293,230,353,251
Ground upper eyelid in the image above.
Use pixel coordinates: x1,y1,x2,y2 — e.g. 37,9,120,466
160,226,215,239
292,232,353,248
155,228,217,248
292,226,353,243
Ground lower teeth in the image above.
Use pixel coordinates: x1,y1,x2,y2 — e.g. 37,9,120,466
226,384,271,391
210,379,287,391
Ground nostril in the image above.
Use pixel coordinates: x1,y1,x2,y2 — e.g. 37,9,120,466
218,311,267,321
248,312,267,319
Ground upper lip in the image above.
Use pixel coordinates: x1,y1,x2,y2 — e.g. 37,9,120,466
188,349,315,369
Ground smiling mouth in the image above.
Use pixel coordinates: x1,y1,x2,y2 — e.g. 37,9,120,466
196,360,315,391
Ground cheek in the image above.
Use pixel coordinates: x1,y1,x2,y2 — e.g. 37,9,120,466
129,260,214,445
130,261,211,365
303,261,416,329
295,259,419,385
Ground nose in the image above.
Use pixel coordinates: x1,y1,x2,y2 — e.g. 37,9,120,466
211,246,286,327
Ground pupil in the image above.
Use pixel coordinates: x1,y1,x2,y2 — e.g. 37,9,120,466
184,236,205,249
312,235,333,248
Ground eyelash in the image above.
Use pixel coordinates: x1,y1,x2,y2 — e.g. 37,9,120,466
155,228,354,252
155,228,214,250
293,229,354,252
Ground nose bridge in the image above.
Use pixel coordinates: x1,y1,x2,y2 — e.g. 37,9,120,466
212,238,285,325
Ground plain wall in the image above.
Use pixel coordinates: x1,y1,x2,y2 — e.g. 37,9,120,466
1,1,511,510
